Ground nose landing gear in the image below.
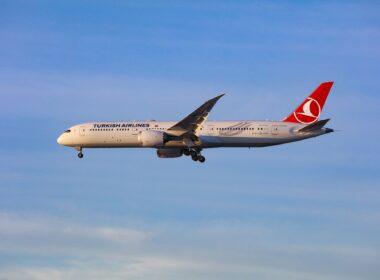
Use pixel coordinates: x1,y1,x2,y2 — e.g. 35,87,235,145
75,147,84,159
183,148,206,163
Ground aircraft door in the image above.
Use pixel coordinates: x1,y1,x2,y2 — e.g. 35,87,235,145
271,125,279,135
79,126,86,136
208,125,217,136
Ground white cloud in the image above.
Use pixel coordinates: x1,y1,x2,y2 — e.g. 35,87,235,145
0,213,149,256
0,212,379,280
95,227,149,244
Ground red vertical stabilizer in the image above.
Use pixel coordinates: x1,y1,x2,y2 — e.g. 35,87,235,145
282,82,334,124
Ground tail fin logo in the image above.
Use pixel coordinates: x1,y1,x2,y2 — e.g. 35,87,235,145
293,97,321,124
282,82,333,124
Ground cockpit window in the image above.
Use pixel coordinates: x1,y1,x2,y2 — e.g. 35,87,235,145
65,129,71,133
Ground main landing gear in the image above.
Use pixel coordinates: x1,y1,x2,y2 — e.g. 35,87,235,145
183,148,205,163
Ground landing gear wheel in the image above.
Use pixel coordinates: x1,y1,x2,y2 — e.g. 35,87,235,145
198,155,206,163
78,152,83,158
191,154,198,161
190,150,197,157
183,149,190,156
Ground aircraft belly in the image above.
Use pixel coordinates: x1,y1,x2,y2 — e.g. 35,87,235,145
200,135,287,148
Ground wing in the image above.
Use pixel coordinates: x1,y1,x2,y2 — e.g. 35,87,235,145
167,94,224,137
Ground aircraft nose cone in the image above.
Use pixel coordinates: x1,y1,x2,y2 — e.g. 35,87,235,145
57,134,64,145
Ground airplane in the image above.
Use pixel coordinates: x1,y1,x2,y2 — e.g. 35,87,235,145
57,82,334,163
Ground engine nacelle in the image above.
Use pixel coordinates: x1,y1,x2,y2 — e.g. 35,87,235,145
139,130,166,147
156,148,183,158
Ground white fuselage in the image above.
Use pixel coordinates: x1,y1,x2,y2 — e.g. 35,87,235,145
57,82,334,161
57,120,330,149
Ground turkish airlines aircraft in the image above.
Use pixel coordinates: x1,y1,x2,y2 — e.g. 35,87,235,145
57,82,334,163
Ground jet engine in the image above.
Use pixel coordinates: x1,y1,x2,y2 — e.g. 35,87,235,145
156,148,183,158
139,130,167,147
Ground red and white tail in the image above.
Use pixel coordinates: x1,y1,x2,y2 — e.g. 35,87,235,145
282,82,334,124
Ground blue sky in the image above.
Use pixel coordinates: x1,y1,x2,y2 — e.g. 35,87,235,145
0,1,380,279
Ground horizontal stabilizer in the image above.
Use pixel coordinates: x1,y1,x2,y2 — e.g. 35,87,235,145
298,119,330,133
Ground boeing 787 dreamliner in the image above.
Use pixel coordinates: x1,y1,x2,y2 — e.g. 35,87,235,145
57,82,334,163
